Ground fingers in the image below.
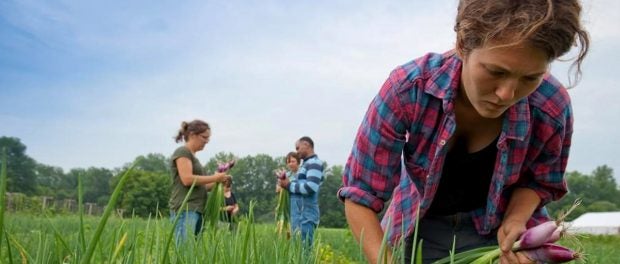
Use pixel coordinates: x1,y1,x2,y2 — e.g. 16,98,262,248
498,220,525,252
500,251,534,264
502,229,521,252
217,173,232,182
516,252,534,264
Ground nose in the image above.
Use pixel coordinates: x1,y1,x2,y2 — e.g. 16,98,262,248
495,79,518,102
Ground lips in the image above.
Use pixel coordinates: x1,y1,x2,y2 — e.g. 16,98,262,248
485,101,505,109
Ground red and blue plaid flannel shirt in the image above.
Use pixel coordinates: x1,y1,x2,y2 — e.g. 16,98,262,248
338,50,571,245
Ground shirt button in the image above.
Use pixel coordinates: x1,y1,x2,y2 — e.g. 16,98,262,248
439,139,446,146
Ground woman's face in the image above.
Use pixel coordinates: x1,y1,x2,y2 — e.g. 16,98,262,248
287,157,299,171
191,130,211,151
459,42,549,119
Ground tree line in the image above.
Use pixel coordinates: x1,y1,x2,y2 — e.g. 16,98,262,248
1,136,618,227
0,136,346,227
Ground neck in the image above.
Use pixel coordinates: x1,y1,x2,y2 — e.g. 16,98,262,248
185,143,197,154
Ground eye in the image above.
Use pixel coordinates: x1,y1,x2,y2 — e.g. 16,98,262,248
522,75,541,82
487,69,505,77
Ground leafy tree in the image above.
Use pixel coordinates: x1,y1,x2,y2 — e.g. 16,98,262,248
586,200,618,212
204,152,283,221
110,154,174,216
132,153,170,174
590,165,619,204
227,154,280,220
34,163,65,196
547,166,620,221
0,137,37,194
319,165,346,228
82,167,114,204
59,169,80,200
112,169,170,217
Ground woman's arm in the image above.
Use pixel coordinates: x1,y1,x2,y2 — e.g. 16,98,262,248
345,199,391,263
176,157,228,186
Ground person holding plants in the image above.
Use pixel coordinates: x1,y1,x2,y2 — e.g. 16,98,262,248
276,152,301,193
275,152,301,237
278,137,324,249
169,119,231,244
338,0,590,263
221,178,239,231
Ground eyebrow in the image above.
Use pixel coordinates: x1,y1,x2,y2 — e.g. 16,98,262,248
483,63,546,77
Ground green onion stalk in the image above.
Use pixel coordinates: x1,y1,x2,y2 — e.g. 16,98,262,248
274,169,290,237
204,160,235,229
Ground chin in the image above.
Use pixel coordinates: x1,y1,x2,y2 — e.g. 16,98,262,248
476,107,505,119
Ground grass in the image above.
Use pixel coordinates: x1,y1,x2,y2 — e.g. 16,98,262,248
2,213,619,263
1,154,619,263
1,213,364,263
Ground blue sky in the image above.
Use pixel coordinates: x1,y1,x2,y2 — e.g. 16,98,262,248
1,0,619,180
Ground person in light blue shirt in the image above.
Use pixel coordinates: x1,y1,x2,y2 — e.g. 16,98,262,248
278,136,324,248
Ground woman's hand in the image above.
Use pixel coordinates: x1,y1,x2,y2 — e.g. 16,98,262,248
498,219,534,264
278,177,290,188
215,172,231,183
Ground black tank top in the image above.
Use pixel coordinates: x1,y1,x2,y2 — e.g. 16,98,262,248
427,137,498,215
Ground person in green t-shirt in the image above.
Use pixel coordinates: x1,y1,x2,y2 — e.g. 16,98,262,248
169,119,231,244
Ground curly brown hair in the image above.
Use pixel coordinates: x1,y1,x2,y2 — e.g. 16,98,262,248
455,0,589,86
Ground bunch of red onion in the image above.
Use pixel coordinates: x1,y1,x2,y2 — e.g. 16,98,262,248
434,201,583,264
217,160,236,173
275,169,287,180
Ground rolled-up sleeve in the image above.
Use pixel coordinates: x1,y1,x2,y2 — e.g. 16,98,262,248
522,106,572,206
338,68,409,213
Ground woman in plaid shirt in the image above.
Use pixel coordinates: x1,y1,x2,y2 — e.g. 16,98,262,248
339,0,590,263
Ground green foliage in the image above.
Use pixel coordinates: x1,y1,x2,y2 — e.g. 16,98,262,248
204,182,225,228
109,154,171,217
210,153,281,220
111,169,170,217
586,200,618,212
34,163,65,196
319,165,347,228
547,165,620,221
131,153,170,173
0,137,37,194
1,208,620,263
1,213,366,264
81,166,135,264
1,148,8,255
3,135,619,233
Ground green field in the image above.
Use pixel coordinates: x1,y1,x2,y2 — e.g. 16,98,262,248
2,213,363,263
1,213,619,263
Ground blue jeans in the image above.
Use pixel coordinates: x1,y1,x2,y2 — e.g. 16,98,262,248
292,221,316,249
170,210,203,245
